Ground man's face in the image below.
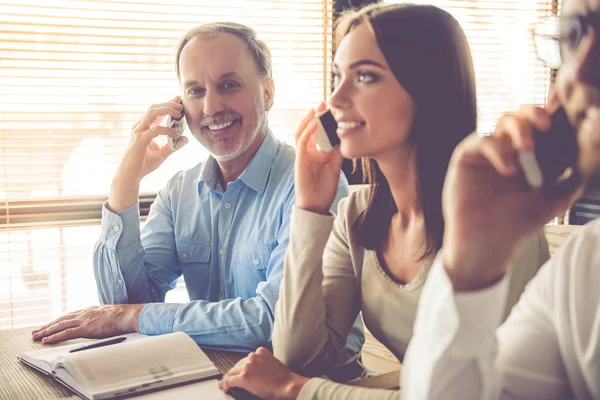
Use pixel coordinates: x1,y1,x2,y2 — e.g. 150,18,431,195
556,0,600,178
178,33,274,161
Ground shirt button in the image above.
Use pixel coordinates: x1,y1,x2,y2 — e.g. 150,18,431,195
253,258,259,265
117,279,123,284
181,252,188,260
219,248,225,255
224,203,231,209
113,225,119,232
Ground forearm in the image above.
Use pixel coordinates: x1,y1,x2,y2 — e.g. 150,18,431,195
140,296,275,352
298,378,399,400
108,174,141,213
273,208,342,374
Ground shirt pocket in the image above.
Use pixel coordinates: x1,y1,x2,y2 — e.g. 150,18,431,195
178,242,211,265
178,242,212,299
233,244,275,272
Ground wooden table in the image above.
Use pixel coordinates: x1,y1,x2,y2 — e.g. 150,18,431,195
0,327,400,399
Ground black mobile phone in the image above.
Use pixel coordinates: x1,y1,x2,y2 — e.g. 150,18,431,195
519,106,578,189
167,100,186,151
313,109,340,152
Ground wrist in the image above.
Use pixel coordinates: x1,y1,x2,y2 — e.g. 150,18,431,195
295,202,330,216
119,304,144,333
111,171,141,191
108,178,140,213
281,374,309,400
441,238,516,292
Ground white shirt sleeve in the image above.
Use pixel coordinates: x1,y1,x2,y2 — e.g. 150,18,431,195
402,251,577,400
402,224,600,400
401,255,510,400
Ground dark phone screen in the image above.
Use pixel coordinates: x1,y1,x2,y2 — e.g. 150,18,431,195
534,107,578,187
319,110,340,148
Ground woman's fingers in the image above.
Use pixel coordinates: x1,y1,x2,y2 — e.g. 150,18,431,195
297,119,318,150
295,109,317,143
219,355,253,394
313,101,326,113
328,147,345,172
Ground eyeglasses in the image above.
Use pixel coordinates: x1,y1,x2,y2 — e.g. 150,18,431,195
532,12,600,69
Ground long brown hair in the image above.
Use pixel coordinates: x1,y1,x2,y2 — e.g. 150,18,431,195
337,4,477,258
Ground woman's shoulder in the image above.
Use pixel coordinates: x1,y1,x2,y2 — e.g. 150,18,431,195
337,185,371,223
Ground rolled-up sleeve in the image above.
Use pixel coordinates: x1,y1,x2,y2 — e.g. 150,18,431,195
94,186,180,305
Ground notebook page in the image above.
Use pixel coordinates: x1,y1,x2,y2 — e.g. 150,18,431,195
19,333,146,373
19,345,66,373
55,332,216,392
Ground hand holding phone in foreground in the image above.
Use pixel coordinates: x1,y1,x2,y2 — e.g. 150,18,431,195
518,106,578,189
441,105,583,292
294,103,344,215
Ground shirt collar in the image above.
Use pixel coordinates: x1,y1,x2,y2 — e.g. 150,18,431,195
197,130,278,195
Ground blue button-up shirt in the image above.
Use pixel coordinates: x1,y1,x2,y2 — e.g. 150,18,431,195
94,131,363,358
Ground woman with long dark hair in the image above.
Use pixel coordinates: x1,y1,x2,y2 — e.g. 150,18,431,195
219,3,550,399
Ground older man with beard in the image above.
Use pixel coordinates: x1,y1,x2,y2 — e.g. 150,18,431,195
403,0,600,398
31,23,364,376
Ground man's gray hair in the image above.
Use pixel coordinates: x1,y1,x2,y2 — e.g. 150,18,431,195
175,22,272,81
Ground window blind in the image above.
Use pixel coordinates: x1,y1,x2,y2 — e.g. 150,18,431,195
385,0,557,133
0,0,333,328
1,0,333,227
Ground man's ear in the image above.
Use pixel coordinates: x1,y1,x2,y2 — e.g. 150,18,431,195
264,78,275,111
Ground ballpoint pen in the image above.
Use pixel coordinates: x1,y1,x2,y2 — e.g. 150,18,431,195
69,336,127,353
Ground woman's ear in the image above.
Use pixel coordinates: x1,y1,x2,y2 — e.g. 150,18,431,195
264,78,275,111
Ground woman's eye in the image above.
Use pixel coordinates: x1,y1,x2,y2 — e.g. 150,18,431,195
332,73,341,87
357,72,378,84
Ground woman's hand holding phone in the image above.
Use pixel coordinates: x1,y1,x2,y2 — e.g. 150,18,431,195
294,102,344,215
108,96,189,212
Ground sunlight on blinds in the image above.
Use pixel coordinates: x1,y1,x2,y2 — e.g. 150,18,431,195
0,0,332,329
0,221,190,329
386,0,555,133
0,0,332,203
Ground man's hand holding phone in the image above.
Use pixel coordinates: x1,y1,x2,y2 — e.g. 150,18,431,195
166,99,187,151
518,106,578,189
294,102,344,215
108,96,189,212
441,105,582,292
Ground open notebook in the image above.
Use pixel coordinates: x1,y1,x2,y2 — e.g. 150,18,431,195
18,332,220,400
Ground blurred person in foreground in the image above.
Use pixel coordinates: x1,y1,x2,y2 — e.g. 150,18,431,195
402,0,600,398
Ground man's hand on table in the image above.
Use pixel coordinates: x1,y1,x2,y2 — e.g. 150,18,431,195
31,304,145,344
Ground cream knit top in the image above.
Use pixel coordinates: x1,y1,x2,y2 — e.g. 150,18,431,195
272,187,550,400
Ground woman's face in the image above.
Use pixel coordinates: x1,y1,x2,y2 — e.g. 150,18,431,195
330,23,416,160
